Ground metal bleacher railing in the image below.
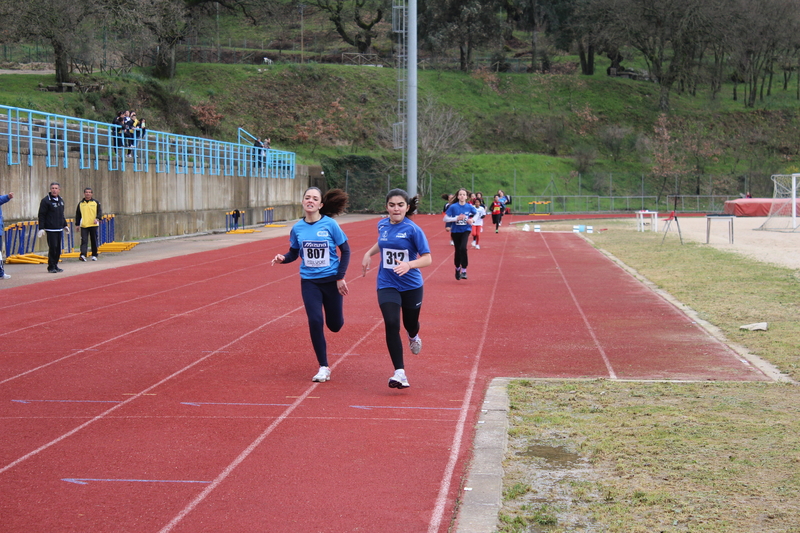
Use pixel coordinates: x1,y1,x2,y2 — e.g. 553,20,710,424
1,105,296,179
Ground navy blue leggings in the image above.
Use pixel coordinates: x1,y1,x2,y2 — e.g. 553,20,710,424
378,287,423,370
301,279,344,367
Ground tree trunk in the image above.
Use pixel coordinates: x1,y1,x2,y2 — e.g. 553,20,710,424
658,85,671,112
52,39,70,85
578,41,594,75
154,43,176,79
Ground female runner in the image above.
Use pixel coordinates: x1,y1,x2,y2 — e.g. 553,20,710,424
272,187,350,382
362,189,432,389
443,188,477,280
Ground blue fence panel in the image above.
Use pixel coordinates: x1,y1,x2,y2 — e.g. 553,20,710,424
0,104,296,180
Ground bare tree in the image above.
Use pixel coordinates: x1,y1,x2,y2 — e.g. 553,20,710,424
729,0,800,108
422,0,503,72
308,0,385,53
0,0,103,84
583,0,722,111
378,95,470,195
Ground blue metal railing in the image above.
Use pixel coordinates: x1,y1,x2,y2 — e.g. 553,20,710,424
0,105,295,179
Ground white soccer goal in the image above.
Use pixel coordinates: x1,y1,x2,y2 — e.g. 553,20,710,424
757,174,799,232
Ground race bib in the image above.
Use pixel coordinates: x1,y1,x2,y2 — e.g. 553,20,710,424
303,241,330,268
382,248,409,269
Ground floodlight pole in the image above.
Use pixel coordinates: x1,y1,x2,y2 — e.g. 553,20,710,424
793,173,799,230
406,0,418,197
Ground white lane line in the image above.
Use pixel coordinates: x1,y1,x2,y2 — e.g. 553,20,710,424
63,477,211,485
0,305,303,476
181,402,291,407
350,405,461,411
540,234,618,379
0,271,297,386
427,229,509,533
157,322,383,533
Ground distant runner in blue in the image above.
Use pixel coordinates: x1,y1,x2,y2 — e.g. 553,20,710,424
272,187,350,383
362,189,432,389
443,187,477,280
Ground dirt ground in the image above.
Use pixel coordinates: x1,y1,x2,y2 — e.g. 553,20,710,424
0,69,54,75
639,215,800,270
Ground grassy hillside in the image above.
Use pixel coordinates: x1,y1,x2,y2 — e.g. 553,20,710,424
2,60,799,202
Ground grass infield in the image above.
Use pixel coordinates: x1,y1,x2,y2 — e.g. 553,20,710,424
498,221,800,532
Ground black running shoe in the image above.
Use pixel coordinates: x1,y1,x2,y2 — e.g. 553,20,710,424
461,272,468,280
455,268,461,280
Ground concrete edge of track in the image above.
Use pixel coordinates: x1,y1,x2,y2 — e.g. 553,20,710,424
455,377,510,533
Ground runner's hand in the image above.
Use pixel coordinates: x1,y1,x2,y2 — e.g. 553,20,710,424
337,279,349,296
393,261,410,277
271,254,284,266
361,254,371,276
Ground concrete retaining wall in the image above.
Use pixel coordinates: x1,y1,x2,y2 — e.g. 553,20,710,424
0,146,312,241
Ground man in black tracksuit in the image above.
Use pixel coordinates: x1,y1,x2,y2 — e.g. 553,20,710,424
37,182,69,273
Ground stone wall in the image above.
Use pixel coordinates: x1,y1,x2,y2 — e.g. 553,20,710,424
0,147,311,241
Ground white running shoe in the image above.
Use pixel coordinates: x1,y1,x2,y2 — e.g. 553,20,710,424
0,273,10,280
79,255,87,262
389,369,410,389
409,335,422,355
475,244,480,249
312,366,331,382
91,256,98,261
470,241,476,247
450,240,454,246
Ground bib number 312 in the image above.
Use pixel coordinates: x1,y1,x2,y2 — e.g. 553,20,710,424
382,248,409,269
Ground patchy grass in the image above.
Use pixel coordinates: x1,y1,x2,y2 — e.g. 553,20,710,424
503,380,800,532
500,221,800,532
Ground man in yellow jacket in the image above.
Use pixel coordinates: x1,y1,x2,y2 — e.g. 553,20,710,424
75,187,102,261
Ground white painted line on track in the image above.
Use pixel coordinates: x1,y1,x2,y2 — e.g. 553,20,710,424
181,402,291,407
540,234,618,379
0,305,304,476
427,229,510,533
350,405,461,411
157,322,384,533
0,265,295,339
12,399,121,404
0,271,298,385
63,477,211,485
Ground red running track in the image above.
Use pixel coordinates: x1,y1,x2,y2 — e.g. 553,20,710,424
0,214,769,532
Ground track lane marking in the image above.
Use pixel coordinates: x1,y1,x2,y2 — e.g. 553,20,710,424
0,305,304,475
540,233,618,379
157,321,384,533
427,225,510,533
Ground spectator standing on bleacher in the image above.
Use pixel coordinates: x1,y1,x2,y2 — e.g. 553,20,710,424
0,191,14,280
37,182,69,274
112,111,125,156
76,187,102,262
253,137,266,169
123,111,135,158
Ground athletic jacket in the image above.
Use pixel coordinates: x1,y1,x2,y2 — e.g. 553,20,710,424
0,194,10,235
38,194,67,231
76,198,103,228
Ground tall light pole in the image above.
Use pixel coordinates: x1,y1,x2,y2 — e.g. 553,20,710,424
407,0,417,197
